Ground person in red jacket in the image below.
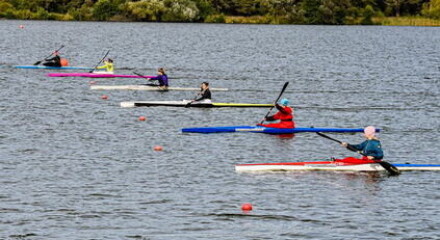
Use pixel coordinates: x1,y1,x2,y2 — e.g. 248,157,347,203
258,98,295,128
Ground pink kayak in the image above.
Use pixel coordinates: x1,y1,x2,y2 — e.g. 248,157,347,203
47,73,155,79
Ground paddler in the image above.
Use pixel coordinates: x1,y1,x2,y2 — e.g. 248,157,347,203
42,51,62,67
188,82,211,104
341,126,383,160
95,58,114,73
257,98,295,128
147,68,168,89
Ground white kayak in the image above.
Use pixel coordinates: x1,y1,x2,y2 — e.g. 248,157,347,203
235,159,440,173
120,100,273,108
90,85,228,91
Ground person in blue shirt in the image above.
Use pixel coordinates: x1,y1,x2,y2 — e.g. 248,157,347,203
147,68,168,89
342,126,383,160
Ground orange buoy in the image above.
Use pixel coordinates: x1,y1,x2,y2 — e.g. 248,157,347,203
60,58,69,66
139,116,146,121
153,145,163,151
101,95,108,100
241,203,253,211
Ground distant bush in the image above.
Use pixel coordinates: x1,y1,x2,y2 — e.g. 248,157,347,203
0,0,439,25
162,0,200,22
361,5,375,25
124,0,166,21
93,0,121,21
204,14,226,23
422,0,440,19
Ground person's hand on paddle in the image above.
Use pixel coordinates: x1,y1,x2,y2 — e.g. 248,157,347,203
342,142,361,154
366,156,375,160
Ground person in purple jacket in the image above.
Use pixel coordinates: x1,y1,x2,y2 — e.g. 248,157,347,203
147,68,168,89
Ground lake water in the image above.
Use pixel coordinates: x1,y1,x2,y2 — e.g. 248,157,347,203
0,20,439,239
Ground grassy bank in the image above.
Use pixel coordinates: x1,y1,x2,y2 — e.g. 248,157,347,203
219,15,440,26
373,17,440,26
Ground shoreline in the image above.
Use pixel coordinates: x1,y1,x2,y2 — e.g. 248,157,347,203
2,16,440,27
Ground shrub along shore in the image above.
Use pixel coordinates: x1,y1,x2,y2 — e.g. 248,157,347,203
1,0,439,26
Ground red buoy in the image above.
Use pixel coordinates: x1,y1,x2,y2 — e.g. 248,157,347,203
60,58,69,66
19,25,24,29
101,95,108,100
241,203,253,211
153,145,163,151
139,116,146,121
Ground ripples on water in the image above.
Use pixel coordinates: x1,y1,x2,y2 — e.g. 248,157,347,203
0,20,439,239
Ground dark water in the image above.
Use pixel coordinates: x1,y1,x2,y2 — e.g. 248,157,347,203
0,20,439,239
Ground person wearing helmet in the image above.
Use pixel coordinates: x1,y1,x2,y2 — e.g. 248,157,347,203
147,68,168,89
341,126,383,160
95,58,114,73
43,51,62,67
257,98,295,128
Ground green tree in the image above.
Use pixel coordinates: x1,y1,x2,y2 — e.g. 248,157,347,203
193,0,214,19
125,0,166,21
361,4,375,24
422,0,440,19
32,7,50,19
93,0,120,21
302,0,352,24
162,0,201,22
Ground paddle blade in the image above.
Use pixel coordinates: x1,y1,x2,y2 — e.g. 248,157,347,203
33,61,42,65
377,161,401,176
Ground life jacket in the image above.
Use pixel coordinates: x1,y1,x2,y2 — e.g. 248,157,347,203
258,106,295,129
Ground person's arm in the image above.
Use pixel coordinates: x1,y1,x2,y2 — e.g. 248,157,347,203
347,141,366,151
265,115,276,121
45,56,57,61
342,141,366,152
194,90,209,101
275,104,290,114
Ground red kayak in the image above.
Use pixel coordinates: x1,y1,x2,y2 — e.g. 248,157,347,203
235,158,440,172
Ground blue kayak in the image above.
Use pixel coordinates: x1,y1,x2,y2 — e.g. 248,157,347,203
181,126,380,134
14,65,93,70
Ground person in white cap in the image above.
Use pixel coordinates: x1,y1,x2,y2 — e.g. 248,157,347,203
341,126,383,160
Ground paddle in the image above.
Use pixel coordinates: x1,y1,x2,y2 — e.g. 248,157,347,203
133,72,154,81
184,95,199,108
260,82,289,124
316,132,400,176
89,50,110,73
34,45,64,65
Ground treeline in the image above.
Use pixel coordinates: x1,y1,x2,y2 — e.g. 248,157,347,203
1,0,440,24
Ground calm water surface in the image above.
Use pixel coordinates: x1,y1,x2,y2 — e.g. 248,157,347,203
0,20,439,239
